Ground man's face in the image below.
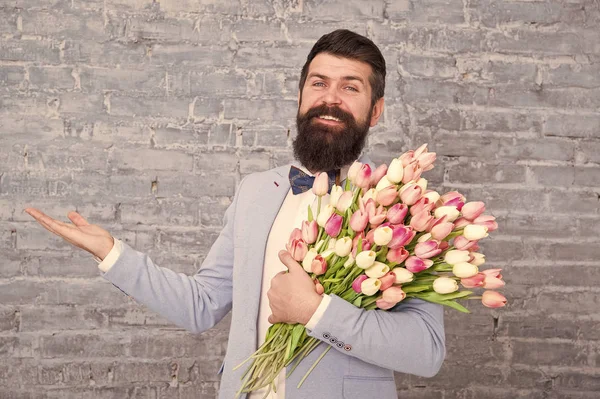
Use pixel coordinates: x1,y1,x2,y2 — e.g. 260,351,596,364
294,53,384,172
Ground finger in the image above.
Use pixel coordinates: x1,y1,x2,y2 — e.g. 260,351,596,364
315,282,324,295
268,314,276,324
278,250,303,274
67,211,90,227
26,209,82,242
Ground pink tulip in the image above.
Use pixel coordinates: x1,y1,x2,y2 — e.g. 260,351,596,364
399,150,416,167
352,275,368,293
400,184,422,206
348,161,363,183
312,172,330,196
288,228,302,244
481,291,507,308
364,199,387,227
439,241,449,251
351,233,373,257
430,220,454,241
382,286,406,303
410,197,435,216
378,272,396,291
388,225,416,249
417,151,436,171
286,238,308,262
376,298,397,310
376,186,398,206
355,164,372,190
349,209,369,233
410,210,434,232
461,273,485,288
414,240,442,259
311,255,328,276
482,269,505,289
413,143,428,158
453,217,471,229
336,191,354,213
461,201,485,221
402,161,423,184
439,191,465,210
301,220,318,244
474,215,498,232
405,256,433,273
386,203,408,224
325,213,343,238
370,164,388,187
387,247,409,264
453,235,478,251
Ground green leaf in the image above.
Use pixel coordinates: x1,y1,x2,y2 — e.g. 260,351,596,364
307,205,314,222
401,285,431,293
353,297,362,307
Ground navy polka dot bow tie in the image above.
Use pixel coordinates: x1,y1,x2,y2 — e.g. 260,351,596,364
288,166,338,195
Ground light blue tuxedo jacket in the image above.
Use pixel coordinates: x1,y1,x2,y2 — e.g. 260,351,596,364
102,163,446,398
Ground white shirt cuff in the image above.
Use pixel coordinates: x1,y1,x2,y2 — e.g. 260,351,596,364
305,294,332,331
94,238,123,272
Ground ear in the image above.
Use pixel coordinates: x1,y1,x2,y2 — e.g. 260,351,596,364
369,97,385,127
298,90,301,107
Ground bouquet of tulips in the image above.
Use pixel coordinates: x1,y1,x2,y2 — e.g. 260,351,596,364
234,144,507,397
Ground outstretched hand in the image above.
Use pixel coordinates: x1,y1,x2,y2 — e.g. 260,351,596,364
24,208,115,261
267,250,323,325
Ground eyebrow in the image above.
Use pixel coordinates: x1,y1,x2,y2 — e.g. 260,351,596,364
308,73,366,86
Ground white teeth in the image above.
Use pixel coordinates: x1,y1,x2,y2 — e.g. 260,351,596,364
319,115,341,121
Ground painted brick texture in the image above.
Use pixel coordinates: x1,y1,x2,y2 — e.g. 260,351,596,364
1,0,599,398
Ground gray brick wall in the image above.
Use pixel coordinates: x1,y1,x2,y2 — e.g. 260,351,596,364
1,0,599,398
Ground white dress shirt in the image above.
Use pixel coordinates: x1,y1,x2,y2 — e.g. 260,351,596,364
96,165,346,398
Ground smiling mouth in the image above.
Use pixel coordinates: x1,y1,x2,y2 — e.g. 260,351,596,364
316,115,343,124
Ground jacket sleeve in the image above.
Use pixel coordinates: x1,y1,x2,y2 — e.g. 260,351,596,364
100,182,242,334
306,294,446,377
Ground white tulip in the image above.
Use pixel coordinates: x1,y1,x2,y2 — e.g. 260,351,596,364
417,233,432,243
452,262,479,278
415,177,428,192
376,175,395,191
302,249,318,273
444,250,470,265
373,226,393,246
463,224,489,241
422,190,441,203
329,185,343,208
355,250,376,269
434,206,460,222
365,261,390,278
470,252,486,266
343,254,355,269
361,277,382,296
334,237,353,257
362,188,377,203
386,158,404,183
391,267,414,284
433,277,459,294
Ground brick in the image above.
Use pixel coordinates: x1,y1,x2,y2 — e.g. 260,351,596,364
575,166,600,187
490,85,600,110
149,44,234,68
512,339,594,367
156,228,219,254
432,131,575,162
465,387,545,399
556,372,600,391
0,94,49,117
546,63,600,89
79,66,166,95
452,186,547,213
110,148,194,172
28,66,75,91
547,189,600,215
120,198,199,226
40,333,130,358
20,10,104,39
525,241,600,263
235,44,313,69
189,69,249,96
0,38,61,64
157,0,243,14
0,308,20,332
577,216,600,237
285,21,367,43
104,306,174,328
251,125,291,147
192,97,223,120
302,0,385,20
446,161,527,185
59,93,104,115
129,330,227,359
534,290,600,315
20,306,105,332
153,124,209,147
194,149,238,172
496,213,577,239
403,78,489,106
109,95,190,119
486,29,595,56
372,26,485,53
469,0,586,28
63,40,148,67
528,165,575,187
198,195,231,227
579,140,600,164
398,53,458,79
459,108,544,133
238,149,271,174
0,65,25,87
545,113,600,139
232,19,285,43
223,98,297,121
207,123,235,146
408,0,465,25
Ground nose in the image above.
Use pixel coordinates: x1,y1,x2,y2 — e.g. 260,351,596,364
321,85,341,106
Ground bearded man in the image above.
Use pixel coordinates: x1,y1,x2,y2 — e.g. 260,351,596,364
25,29,445,399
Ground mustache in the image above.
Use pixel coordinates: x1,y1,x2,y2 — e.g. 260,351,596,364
302,104,354,124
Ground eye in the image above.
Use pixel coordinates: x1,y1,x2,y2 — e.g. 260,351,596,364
345,86,359,92
313,81,326,87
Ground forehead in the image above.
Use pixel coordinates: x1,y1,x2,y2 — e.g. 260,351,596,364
307,53,373,85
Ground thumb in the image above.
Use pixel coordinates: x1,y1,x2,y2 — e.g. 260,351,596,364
278,250,304,274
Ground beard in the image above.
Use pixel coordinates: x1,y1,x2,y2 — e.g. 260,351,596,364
293,103,372,172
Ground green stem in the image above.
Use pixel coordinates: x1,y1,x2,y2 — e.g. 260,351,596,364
297,345,332,388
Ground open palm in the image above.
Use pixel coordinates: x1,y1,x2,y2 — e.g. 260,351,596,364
24,208,115,260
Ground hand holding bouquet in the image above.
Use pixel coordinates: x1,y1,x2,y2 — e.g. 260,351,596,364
234,143,507,397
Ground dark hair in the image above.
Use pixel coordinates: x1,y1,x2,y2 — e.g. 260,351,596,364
299,29,386,106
